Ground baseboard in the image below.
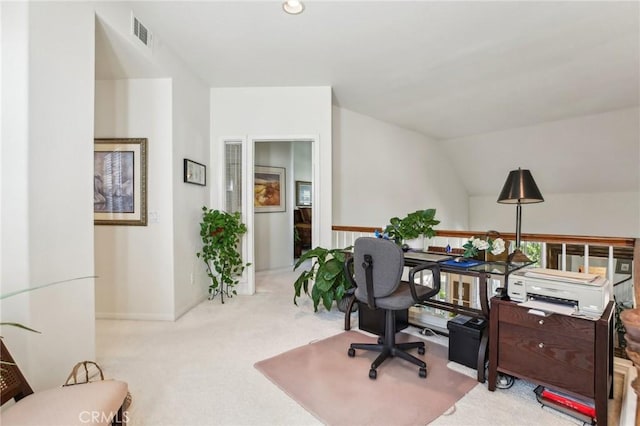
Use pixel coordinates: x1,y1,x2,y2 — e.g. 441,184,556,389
95,311,175,321
256,266,294,275
174,294,209,320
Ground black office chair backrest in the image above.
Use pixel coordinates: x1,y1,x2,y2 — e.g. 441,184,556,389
353,237,404,305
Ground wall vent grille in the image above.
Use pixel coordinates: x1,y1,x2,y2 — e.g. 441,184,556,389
131,13,153,49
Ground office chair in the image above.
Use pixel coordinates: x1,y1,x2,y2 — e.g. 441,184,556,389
345,237,440,379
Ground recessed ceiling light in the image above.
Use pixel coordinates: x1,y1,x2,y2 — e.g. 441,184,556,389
282,1,305,15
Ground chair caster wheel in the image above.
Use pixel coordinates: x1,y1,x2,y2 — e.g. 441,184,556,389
369,369,377,380
348,348,356,357
419,368,427,378
418,346,425,355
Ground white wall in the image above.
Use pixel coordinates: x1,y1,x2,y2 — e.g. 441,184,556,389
94,79,175,320
293,141,312,183
332,106,469,230
1,2,96,390
452,108,640,238
254,142,293,271
94,3,211,319
210,87,332,293
1,0,32,373
169,58,211,320
470,192,639,238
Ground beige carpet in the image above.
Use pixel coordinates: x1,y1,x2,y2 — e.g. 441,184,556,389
254,330,477,426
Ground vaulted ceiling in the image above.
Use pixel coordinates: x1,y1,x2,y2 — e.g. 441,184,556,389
102,1,639,140
95,1,639,196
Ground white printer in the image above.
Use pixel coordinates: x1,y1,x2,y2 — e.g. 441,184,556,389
507,268,611,319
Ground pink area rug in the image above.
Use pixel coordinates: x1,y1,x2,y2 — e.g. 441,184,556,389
254,330,477,426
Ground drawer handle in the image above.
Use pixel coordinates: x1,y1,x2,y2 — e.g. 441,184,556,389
538,319,544,325
538,342,544,349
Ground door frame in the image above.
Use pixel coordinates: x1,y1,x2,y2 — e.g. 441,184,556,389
246,135,319,294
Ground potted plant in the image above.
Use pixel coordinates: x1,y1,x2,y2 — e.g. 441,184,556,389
383,208,440,249
293,246,353,312
462,232,507,261
615,298,630,352
197,207,250,303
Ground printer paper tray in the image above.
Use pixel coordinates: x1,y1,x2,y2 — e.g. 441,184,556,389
517,300,598,320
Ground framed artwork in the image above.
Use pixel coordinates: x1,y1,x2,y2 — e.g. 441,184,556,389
184,159,206,186
94,138,147,226
295,181,312,206
254,165,285,213
616,259,632,274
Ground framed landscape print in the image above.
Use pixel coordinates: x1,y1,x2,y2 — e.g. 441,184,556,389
295,181,312,206
94,138,147,226
254,165,285,213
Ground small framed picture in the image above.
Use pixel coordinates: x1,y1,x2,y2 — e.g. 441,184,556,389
184,159,206,186
295,181,312,206
255,166,285,213
616,259,632,274
94,138,147,226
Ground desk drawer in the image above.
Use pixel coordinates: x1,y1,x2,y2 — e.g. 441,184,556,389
498,322,594,397
499,302,594,341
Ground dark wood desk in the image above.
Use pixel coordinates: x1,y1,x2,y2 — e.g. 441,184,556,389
488,297,614,426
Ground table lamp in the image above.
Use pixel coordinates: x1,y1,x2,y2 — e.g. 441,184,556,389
497,168,544,263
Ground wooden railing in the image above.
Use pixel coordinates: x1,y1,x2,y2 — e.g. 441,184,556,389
332,225,639,305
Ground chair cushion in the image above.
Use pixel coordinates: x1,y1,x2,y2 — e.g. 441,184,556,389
1,380,129,426
375,281,435,310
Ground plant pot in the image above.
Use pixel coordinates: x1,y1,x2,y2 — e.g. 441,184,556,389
404,237,425,251
474,248,510,262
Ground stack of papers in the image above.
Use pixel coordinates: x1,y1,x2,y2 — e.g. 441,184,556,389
404,252,452,263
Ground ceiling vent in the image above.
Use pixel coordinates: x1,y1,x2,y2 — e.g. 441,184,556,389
131,13,153,50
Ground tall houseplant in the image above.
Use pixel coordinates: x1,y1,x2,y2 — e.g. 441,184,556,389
197,207,250,303
383,208,440,247
293,246,352,312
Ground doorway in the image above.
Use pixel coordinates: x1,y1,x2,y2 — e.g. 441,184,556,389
252,140,312,270
234,136,318,294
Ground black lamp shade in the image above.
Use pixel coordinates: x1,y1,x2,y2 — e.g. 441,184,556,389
497,168,544,204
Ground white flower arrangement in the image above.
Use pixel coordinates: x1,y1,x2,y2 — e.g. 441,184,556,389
462,236,506,258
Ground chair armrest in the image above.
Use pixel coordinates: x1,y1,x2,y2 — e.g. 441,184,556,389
407,262,441,303
343,257,357,291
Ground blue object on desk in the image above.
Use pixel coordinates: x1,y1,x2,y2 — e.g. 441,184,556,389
442,258,483,268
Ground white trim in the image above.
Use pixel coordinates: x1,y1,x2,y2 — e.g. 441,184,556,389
174,295,208,320
245,136,255,294
95,312,175,321
217,136,251,295
248,134,320,294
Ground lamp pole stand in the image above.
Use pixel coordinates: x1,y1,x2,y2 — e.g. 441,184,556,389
508,201,531,263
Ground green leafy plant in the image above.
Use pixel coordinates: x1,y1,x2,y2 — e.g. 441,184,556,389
383,208,440,245
523,242,542,264
196,207,250,303
615,297,631,349
293,246,352,312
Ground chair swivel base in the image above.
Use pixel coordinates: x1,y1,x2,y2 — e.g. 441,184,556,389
348,309,428,379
